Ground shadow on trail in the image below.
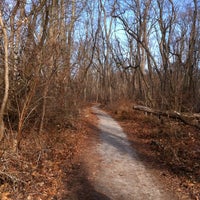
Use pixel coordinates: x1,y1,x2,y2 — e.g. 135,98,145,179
87,120,200,184
87,121,148,161
62,162,111,200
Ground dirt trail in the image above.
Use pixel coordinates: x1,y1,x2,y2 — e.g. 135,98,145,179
83,106,179,200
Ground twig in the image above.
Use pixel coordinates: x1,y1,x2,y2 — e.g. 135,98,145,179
0,170,27,185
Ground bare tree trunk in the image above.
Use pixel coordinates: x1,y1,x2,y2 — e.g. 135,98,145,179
0,11,9,141
39,83,49,134
184,0,197,100
65,0,76,83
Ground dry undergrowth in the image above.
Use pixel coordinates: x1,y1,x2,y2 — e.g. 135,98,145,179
0,114,89,199
1,102,199,199
106,100,200,200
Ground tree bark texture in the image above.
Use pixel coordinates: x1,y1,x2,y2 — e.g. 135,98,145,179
0,11,9,141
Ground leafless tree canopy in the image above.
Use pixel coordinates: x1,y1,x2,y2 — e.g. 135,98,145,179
0,0,199,145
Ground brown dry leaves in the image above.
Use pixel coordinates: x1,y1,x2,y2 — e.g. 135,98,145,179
0,110,91,199
107,101,200,200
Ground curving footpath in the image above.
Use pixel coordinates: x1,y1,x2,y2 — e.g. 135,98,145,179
88,106,179,200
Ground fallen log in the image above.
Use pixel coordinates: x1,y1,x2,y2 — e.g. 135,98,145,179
133,105,200,130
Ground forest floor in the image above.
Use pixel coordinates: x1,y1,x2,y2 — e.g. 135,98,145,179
104,101,200,200
0,102,199,199
0,108,91,199
66,103,199,199
81,106,178,199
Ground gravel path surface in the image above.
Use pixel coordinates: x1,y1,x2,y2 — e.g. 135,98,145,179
89,106,178,200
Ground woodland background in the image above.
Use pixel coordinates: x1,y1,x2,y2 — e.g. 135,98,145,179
0,0,200,199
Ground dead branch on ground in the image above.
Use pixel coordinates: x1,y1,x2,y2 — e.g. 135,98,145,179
133,105,200,129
